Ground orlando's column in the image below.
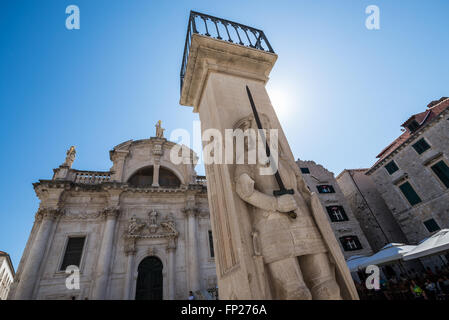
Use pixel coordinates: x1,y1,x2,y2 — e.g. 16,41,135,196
179,11,358,300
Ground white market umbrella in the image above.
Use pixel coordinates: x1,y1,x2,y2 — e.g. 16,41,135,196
346,255,369,272
403,229,449,261
357,243,416,269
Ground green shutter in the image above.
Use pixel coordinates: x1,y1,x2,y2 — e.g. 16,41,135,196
431,161,449,188
423,219,440,233
385,161,399,174
412,139,431,154
399,182,422,206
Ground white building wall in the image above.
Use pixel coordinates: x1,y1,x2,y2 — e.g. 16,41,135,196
0,254,14,300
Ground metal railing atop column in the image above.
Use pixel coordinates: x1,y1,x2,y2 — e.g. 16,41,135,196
180,11,274,93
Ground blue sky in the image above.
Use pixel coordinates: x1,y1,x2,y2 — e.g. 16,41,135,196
0,0,448,268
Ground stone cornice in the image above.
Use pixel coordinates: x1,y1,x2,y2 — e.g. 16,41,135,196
110,138,197,159
366,106,449,176
33,180,207,194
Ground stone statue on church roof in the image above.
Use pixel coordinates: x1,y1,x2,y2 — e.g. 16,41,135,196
155,120,165,138
62,146,76,168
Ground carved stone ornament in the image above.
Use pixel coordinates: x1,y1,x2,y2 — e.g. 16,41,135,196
101,206,121,220
125,210,178,240
147,247,156,256
60,210,103,221
35,208,62,222
152,143,163,156
182,207,198,217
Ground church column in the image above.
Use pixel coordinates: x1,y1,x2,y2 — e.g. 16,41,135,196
151,141,163,187
152,163,160,187
14,209,60,299
123,241,136,300
167,238,176,299
184,207,200,292
92,207,120,299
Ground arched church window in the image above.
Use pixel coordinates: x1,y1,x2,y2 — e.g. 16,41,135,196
128,167,154,187
159,167,181,187
128,166,181,188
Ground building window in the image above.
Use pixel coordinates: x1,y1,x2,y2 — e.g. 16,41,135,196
326,206,349,222
423,219,441,233
431,160,449,188
407,120,420,132
385,160,399,175
317,185,335,193
412,138,431,154
399,182,422,206
208,231,214,258
300,167,310,174
339,236,362,251
60,237,86,271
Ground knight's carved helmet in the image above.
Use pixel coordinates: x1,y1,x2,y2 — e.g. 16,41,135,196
233,113,276,165
233,113,271,131
232,113,282,167
233,113,276,149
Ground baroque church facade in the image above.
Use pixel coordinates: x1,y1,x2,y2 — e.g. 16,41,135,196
9,124,217,300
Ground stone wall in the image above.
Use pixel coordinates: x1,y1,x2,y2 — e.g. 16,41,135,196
366,107,449,244
336,169,408,252
296,160,372,259
0,253,14,300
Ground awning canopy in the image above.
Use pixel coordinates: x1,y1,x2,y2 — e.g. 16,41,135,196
346,243,416,271
347,255,369,272
403,229,449,261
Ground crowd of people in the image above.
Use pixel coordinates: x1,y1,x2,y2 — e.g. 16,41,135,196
356,265,449,300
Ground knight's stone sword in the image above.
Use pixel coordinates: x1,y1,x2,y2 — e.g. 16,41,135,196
245,85,297,219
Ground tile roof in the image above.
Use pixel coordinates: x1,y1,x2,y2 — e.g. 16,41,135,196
370,97,449,170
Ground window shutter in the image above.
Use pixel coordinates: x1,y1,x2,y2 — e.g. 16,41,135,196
423,219,440,233
60,237,85,271
412,139,430,154
399,182,422,206
339,236,362,251
326,206,349,222
431,161,449,188
208,231,214,258
385,161,399,175
317,185,335,194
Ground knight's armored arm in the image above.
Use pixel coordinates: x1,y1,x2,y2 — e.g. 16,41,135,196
236,173,297,213
236,173,278,211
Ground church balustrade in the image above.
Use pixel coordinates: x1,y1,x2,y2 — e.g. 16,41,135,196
180,10,274,92
195,175,207,186
73,170,112,184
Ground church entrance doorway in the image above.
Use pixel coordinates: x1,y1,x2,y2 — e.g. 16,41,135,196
135,256,163,300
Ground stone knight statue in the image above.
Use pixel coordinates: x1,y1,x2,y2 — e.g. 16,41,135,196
155,120,165,138
233,114,358,300
62,146,76,168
